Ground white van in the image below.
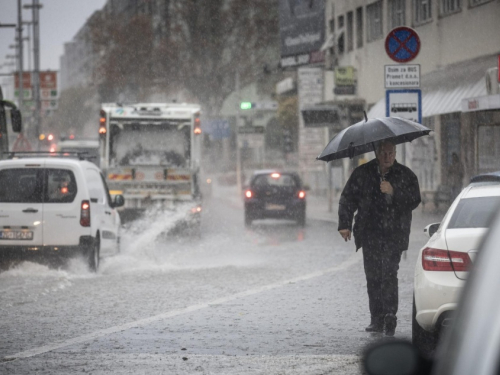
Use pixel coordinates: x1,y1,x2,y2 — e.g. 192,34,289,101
0,156,124,272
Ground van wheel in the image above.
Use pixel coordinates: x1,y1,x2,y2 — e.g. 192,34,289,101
412,294,437,358
87,236,100,272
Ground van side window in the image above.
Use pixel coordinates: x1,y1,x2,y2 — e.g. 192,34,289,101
85,169,106,204
46,169,78,203
100,173,113,208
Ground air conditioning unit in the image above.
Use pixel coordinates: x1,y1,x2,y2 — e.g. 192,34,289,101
485,68,500,95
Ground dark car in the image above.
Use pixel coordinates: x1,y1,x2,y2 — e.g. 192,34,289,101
243,171,306,227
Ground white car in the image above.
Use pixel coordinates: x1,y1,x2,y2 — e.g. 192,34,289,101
412,173,500,355
0,156,124,272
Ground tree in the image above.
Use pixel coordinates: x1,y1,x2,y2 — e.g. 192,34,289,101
89,1,279,115
48,86,100,137
89,14,156,102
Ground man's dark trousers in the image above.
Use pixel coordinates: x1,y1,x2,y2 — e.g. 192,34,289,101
362,238,402,320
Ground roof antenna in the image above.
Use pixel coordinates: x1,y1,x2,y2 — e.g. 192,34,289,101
364,111,368,122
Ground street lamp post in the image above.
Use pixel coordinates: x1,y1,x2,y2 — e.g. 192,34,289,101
17,0,24,115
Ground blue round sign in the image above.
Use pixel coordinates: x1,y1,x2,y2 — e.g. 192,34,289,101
385,27,421,63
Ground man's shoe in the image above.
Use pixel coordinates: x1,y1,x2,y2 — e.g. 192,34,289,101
365,317,384,333
384,313,397,336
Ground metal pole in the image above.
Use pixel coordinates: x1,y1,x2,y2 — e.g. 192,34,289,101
236,71,242,193
31,0,41,148
17,0,24,117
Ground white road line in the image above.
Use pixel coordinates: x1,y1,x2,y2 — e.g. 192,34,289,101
2,253,361,363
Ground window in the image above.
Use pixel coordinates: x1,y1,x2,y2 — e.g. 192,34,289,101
448,197,500,229
253,174,298,188
440,0,461,15
347,11,354,51
367,1,383,42
388,0,405,29
46,169,78,203
356,7,364,48
414,0,433,24
0,168,77,204
338,15,345,29
0,169,43,203
86,169,106,204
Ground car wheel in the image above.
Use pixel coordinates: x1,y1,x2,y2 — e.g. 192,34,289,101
244,211,252,227
412,294,437,358
296,211,306,227
87,236,100,273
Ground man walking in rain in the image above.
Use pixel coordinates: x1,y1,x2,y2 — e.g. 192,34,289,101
338,140,421,336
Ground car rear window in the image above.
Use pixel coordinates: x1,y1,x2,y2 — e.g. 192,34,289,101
0,168,77,204
447,196,500,229
253,174,298,187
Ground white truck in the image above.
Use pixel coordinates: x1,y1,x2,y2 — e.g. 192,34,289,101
98,102,203,232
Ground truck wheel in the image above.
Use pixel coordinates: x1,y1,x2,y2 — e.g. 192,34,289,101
86,236,100,273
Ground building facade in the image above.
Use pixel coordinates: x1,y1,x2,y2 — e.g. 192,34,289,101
322,0,500,197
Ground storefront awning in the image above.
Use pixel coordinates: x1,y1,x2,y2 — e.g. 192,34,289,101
367,54,497,118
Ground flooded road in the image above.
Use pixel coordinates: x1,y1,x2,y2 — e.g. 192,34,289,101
1,184,437,374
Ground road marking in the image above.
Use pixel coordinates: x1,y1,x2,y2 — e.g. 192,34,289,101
2,254,361,363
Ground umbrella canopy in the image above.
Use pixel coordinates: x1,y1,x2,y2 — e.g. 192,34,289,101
317,116,431,162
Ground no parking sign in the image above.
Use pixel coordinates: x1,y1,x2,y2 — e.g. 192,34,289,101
385,27,420,63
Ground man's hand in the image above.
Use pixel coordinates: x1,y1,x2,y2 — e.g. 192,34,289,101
339,229,351,242
380,181,394,195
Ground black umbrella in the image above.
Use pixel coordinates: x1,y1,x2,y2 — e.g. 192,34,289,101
317,114,431,162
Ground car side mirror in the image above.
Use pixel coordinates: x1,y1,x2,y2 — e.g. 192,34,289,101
363,340,432,375
11,108,22,133
113,194,125,208
424,222,440,237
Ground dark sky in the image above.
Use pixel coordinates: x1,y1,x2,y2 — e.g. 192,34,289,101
1,0,107,72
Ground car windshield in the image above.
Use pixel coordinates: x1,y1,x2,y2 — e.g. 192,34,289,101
447,196,500,229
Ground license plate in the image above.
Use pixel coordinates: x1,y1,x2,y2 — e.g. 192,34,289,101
0,231,34,240
266,203,286,211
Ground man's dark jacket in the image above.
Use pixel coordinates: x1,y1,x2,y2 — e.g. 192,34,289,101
338,159,421,251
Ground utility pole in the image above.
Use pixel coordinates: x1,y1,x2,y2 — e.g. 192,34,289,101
17,0,24,116
24,0,42,148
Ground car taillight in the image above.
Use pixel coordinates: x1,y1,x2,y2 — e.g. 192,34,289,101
422,247,471,272
298,190,306,199
245,190,252,198
80,200,91,227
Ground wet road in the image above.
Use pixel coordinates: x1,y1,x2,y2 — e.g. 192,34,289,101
0,185,440,374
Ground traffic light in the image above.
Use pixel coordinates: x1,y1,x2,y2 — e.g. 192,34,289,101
240,102,253,110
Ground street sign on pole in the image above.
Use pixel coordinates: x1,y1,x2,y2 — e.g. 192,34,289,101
386,89,422,123
385,27,421,63
385,64,420,88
